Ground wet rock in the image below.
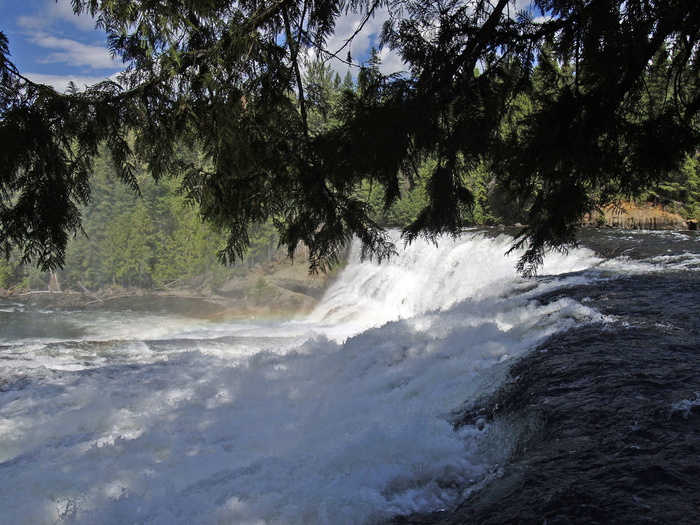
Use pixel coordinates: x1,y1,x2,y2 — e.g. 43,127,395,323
394,273,700,525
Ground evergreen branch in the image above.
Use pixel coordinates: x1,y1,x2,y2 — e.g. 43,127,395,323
248,0,297,31
283,4,309,135
331,0,383,61
301,30,360,68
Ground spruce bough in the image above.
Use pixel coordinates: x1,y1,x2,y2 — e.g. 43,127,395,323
1,0,699,274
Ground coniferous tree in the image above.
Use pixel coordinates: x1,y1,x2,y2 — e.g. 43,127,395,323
0,1,699,274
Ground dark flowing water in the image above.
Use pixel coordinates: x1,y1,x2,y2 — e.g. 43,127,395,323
0,229,698,524
399,230,700,524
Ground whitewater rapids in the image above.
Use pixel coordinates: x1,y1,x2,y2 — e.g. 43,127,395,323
1,229,688,524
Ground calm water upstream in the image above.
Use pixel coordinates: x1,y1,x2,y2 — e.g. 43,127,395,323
0,229,698,524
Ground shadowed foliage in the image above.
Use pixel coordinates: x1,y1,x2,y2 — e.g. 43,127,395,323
1,1,699,273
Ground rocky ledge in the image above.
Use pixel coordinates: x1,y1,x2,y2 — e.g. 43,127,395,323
581,201,692,230
392,273,700,525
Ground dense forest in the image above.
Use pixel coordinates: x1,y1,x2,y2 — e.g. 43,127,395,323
3,1,699,280
1,48,699,292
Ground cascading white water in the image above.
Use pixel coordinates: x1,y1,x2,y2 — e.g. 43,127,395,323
310,230,601,330
0,231,607,525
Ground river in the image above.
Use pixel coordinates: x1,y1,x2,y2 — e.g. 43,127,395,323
0,229,698,524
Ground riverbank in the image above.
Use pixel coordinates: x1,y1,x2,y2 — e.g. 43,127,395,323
3,256,338,319
2,204,694,315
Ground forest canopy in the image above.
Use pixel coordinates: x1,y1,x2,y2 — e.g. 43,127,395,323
1,0,699,275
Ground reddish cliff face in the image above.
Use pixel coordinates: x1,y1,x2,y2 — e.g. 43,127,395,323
582,201,690,230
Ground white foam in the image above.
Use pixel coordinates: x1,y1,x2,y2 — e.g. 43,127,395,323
0,232,621,524
309,231,602,333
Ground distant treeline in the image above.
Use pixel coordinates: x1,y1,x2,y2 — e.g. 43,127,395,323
2,52,699,291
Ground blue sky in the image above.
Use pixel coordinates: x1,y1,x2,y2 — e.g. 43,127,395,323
1,0,122,90
0,0,400,91
1,0,535,91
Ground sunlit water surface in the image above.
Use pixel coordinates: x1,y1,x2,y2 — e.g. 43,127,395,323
1,229,698,524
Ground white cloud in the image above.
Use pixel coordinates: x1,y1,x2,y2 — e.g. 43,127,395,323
511,1,549,19
533,15,554,24
313,1,547,78
23,71,117,92
323,11,374,70
30,33,118,70
378,46,406,76
321,6,405,77
16,14,44,31
18,0,97,32
513,0,535,11
52,0,98,31
12,0,116,77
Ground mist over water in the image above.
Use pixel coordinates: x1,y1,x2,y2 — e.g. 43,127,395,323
0,230,697,524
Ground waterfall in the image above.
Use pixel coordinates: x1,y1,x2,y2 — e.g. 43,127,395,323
310,230,601,329
0,230,613,525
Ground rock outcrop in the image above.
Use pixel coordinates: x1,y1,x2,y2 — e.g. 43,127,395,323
581,201,689,230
